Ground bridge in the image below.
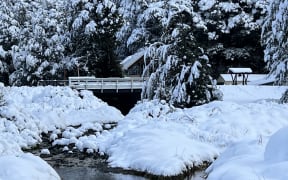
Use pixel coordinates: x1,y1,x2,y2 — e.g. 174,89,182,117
68,76,145,92
38,76,146,114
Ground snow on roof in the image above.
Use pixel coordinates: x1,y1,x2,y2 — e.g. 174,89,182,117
228,68,253,73
120,50,145,70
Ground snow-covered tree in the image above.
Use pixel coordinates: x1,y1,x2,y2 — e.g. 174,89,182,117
198,0,269,78
68,0,123,77
9,0,70,85
142,0,216,108
118,0,268,79
0,1,22,85
116,0,168,58
262,0,288,85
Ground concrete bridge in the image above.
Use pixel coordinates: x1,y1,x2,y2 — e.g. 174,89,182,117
68,76,145,114
68,76,145,93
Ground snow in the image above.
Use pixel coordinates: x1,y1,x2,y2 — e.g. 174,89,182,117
219,2,240,13
120,49,145,70
0,46,6,58
0,85,123,179
198,0,216,11
0,84,288,179
228,67,253,73
96,85,288,176
0,153,60,180
206,126,288,180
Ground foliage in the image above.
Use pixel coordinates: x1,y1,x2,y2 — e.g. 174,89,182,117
141,1,215,108
0,0,271,91
5,0,69,85
68,0,123,77
262,0,288,85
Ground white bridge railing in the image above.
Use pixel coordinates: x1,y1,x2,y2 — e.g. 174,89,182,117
68,76,145,92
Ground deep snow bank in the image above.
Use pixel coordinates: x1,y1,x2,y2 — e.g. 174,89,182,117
96,86,288,176
206,127,288,180
0,153,60,180
0,86,123,151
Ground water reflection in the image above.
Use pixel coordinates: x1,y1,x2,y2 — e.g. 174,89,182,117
54,167,206,180
54,167,147,180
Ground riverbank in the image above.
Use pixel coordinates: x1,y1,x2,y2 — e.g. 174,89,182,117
24,129,207,180
0,85,288,179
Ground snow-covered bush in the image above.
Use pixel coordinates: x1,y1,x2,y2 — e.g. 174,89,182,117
211,88,223,101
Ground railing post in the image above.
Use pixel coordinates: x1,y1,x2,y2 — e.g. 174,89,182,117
116,79,118,93
131,78,133,92
101,79,103,93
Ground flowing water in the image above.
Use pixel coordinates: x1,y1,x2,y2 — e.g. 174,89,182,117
54,166,206,180
27,131,207,180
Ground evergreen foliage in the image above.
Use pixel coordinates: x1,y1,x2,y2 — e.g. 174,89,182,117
141,1,215,108
262,0,288,85
6,0,69,85
68,0,123,77
262,0,288,102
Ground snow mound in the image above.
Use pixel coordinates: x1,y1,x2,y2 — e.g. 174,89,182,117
206,127,288,180
0,86,123,150
264,126,288,163
0,153,60,180
98,121,218,176
97,85,288,176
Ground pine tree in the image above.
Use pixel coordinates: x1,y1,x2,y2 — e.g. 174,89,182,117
262,0,288,102
262,0,288,85
0,1,22,85
9,0,69,85
197,0,269,78
68,0,123,78
142,0,216,108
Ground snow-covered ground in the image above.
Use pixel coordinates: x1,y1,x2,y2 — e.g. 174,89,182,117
0,84,288,179
96,85,288,178
0,84,123,180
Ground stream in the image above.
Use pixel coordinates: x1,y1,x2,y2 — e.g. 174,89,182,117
54,167,206,180
40,150,206,180
26,129,207,180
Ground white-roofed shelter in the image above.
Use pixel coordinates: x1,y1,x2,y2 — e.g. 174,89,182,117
120,50,146,77
227,67,252,85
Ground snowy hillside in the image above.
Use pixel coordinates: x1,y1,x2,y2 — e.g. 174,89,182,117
0,85,287,179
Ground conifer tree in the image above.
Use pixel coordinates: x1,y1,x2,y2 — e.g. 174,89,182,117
68,0,123,77
142,1,216,108
262,0,288,102
262,0,288,85
9,0,69,85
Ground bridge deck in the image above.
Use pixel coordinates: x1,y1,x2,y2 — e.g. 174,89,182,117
68,76,145,92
